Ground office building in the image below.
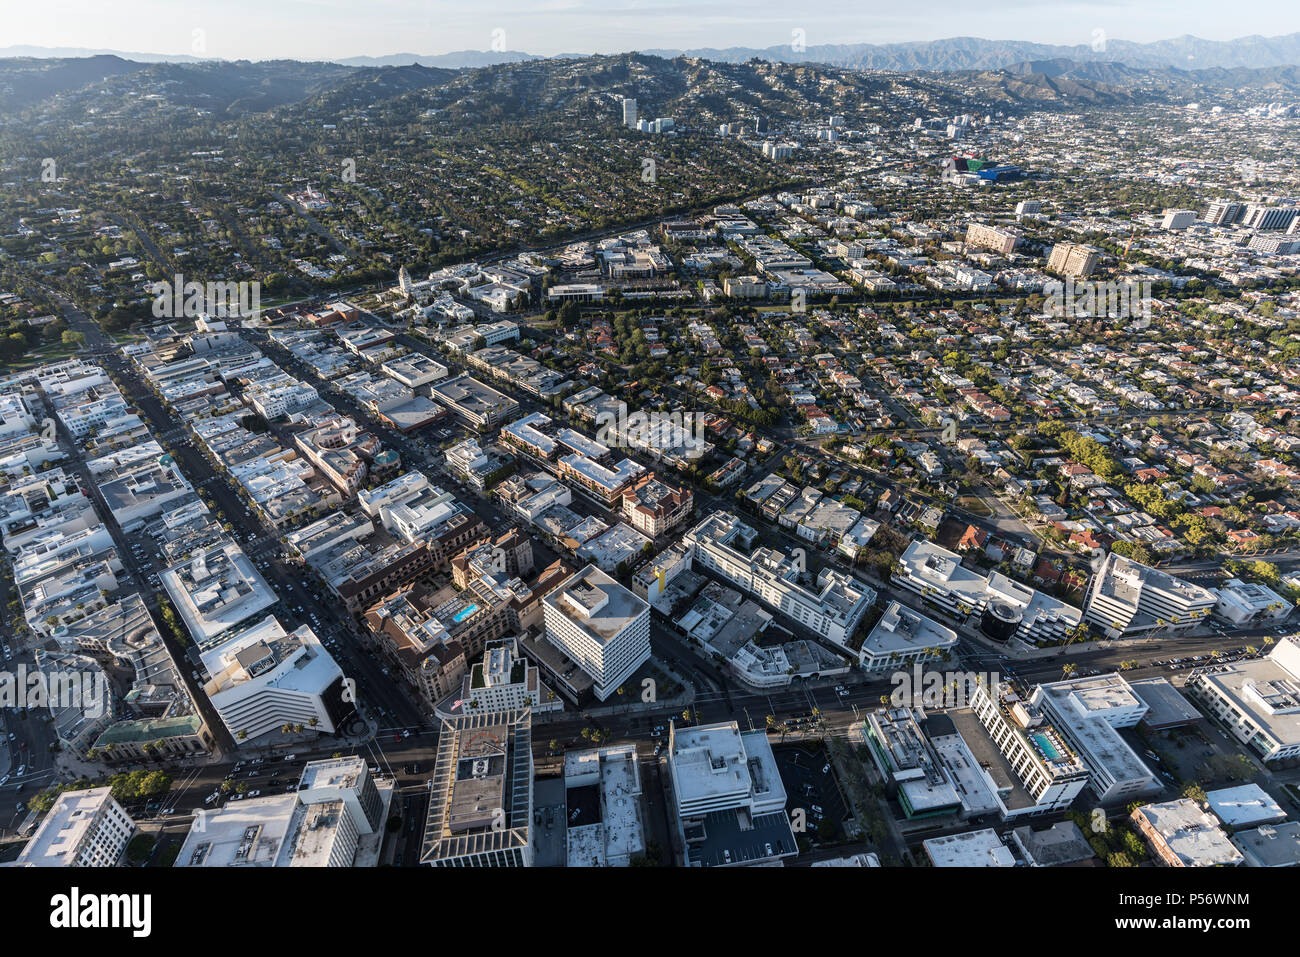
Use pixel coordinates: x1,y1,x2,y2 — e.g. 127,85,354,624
1205,200,1245,226
1030,674,1160,803
858,601,958,672
923,829,1016,867
893,539,1081,644
666,720,796,866
542,565,650,701
1084,553,1216,638
1213,578,1293,625
1184,636,1300,763
685,512,875,647
14,787,134,867
420,708,534,866
564,745,646,867
860,707,963,819
201,617,348,742
1130,799,1244,867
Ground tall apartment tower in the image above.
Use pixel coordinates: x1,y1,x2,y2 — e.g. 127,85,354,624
1204,201,1245,226
1242,205,1298,231
622,97,638,128
1046,242,1101,278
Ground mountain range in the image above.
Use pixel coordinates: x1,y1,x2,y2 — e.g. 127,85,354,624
7,32,1300,72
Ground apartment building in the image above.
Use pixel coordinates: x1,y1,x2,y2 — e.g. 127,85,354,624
1046,241,1101,278
965,223,1020,255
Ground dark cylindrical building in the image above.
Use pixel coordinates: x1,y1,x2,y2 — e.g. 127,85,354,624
980,601,1023,643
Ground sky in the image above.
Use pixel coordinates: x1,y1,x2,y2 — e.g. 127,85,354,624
5,0,1299,61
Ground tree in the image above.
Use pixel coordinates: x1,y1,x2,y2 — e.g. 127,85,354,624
61,330,86,346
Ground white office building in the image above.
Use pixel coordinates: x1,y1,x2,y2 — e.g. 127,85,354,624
1030,674,1160,803
1213,578,1293,626
1084,553,1216,638
542,565,650,701
201,617,346,742
14,787,134,867
1185,636,1300,763
685,512,875,647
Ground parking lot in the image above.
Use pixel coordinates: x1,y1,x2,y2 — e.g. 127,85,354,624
774,743,849,843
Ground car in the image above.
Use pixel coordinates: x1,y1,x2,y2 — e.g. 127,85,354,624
204,793,218,804
16,765,24,776
822,764,830,774
248,790,261,797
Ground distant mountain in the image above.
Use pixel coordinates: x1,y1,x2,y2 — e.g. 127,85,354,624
644,33,1300,72
0,55,150,111
952,58,1300,106
7,32,1300,74
0,45,208,63
333,51,540,69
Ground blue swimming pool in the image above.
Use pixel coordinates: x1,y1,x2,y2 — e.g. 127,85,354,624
1032,733,1061,759
452,603,479,623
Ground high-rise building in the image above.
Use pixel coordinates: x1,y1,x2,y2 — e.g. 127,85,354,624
1161,209,1197,230
1204,201,1245,226
1046,242,1101,278
1241,204,1298,231
621,97,637,128
541,565,650,700
964,223,1020,255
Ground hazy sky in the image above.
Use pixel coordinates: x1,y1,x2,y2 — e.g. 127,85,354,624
7,0,1298,60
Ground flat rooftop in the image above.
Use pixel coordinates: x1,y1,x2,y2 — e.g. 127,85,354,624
544,565,648,645
924,828,1015,867
176,794,298,866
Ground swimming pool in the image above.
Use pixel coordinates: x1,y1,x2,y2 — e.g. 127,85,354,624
1032,733,1061,760
452,603,479,623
